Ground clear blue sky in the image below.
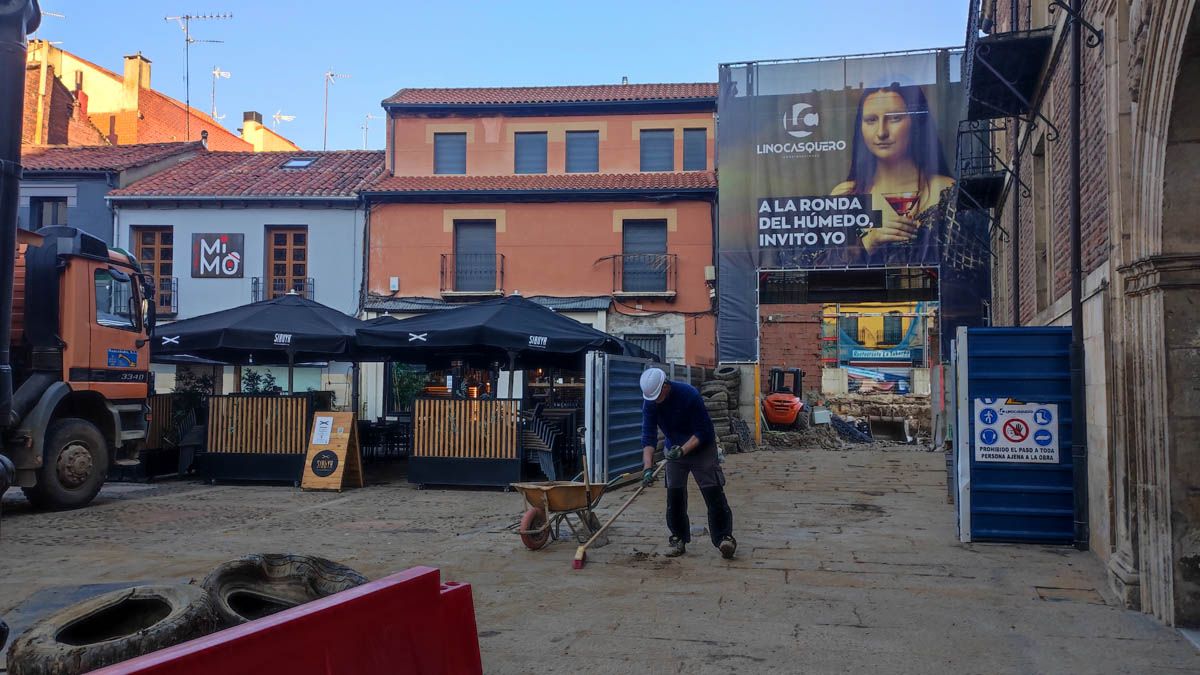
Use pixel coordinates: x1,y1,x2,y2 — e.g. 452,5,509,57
33,0,968,151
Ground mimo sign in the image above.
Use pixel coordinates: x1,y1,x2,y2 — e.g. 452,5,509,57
192,233,244,278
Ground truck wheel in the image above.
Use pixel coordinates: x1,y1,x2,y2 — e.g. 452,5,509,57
5,585,217,675
21,418,109,510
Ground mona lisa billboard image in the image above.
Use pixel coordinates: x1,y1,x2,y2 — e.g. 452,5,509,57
716,49,965,362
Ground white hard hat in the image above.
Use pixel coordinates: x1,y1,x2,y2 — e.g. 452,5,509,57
640,368,666,401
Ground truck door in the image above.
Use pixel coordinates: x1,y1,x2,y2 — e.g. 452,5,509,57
87,266,150,399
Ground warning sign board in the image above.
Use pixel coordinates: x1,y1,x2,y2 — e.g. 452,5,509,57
973,398,1058,463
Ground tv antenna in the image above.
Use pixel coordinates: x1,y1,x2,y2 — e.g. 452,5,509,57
272,110,296,129
164,12,232,140
210,66,231,120
323,68,350,151
30,8,63,40
361,113,381,150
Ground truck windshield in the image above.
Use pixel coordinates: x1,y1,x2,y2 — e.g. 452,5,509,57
95,268,139,331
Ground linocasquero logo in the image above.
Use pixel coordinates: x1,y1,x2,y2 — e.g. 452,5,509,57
784,102,819,138
757,100,847,156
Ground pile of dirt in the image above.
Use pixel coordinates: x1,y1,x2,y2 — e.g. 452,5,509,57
763,425,845,451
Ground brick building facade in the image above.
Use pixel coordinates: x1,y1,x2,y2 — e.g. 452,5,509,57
975,0,1200,628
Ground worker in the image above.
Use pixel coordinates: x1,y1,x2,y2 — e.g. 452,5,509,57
639,367,736,559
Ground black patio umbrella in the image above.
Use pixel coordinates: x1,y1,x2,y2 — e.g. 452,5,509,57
152,293,366,393
356,295,655,378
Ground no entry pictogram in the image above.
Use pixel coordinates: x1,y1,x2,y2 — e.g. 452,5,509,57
1002,419,1029,443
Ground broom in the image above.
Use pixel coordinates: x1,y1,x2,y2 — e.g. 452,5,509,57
573,461,665,570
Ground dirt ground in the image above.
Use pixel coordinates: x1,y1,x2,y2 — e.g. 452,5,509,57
2,448,1199,674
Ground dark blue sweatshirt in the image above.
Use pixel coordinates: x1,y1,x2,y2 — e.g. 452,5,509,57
641,381,715,449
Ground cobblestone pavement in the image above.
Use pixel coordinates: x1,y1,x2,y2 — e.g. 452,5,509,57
2,449,1198,673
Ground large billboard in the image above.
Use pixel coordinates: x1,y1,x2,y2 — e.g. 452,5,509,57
717,50,966,362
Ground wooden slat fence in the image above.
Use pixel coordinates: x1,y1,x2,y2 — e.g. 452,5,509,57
206,395,312,455
412,399,519,460
145,394,179,449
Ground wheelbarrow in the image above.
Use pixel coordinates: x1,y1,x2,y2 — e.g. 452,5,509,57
511,471,635,551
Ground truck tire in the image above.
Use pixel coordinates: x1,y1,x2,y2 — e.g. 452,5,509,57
21,418,109,511
6,585,216,675
202,554,368,627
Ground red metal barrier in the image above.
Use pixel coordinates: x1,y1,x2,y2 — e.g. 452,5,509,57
91,566,482,675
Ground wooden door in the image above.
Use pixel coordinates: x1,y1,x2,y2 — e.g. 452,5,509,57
266,227,308,299
133,227,175,316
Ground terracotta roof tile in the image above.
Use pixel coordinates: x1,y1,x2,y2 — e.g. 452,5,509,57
109,150,385,199
366,171,716,193
21,141,203,172
384,83,718,106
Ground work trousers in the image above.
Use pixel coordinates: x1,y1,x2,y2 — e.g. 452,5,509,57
664,442,733,547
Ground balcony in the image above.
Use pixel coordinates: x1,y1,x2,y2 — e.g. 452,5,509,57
612,253,677,300
955,119,1016,211
252,277,315,302
440,254,505,298
155,276,178,318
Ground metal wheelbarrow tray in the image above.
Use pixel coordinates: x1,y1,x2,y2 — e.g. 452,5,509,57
510,480,608,550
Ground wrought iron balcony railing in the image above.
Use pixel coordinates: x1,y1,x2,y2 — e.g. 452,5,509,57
252,277,315,302
612,253,678,298
440,254,505,295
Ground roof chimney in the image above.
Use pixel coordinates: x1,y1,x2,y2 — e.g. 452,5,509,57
122,52,151,110
621,76,629,85
200,129,209,149
244,111,263,124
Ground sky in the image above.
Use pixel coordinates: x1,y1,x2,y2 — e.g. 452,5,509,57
31,0,969,152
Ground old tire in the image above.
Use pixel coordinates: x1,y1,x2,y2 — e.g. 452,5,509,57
202,554,368,627
700,383,728,396
714,366,741,382
21,418,109,511
703,390,729,402
6,585,216,675
519,508,551,551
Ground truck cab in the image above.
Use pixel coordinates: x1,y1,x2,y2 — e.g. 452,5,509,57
4,226,153,509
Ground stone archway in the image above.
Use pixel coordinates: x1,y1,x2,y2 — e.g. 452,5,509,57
1117,0,1200,627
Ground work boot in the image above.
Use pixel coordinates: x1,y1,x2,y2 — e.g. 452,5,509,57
718,536,737,560
665,536,686,557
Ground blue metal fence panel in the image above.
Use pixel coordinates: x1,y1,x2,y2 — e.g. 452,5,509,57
605,355,650,481
965,327,1073,543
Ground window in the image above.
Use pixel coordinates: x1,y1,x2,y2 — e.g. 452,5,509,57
434,133,467,174
621,220,668,292
95,268,137,331
281,157,316,169
683,128,707,171
839,315,859,342
639,129,674,172
882,312,903,344
1032,137,1051,311
133,227,175,316
453,221,497,292
624,334,666,362
30,197,68,230
266,226,309,299
514,132,547,174
565,130,600,173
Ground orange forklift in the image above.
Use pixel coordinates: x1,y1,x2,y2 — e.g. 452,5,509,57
761,367,807,431
1,0,155,510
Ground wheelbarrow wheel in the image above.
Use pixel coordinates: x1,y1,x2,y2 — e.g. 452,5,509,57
519,507,551,550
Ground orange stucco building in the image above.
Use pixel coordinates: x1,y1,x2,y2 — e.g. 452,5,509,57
363,84,719,366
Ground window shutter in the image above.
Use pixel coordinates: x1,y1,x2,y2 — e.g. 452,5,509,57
514,132,548,174
621,220,668,292
453,221,497,292
434,133,467,174
683,128,707,171
639,130,674,172
565,131,600,173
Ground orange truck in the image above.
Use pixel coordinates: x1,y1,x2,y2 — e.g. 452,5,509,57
2,0,153,510
1,227,154,509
